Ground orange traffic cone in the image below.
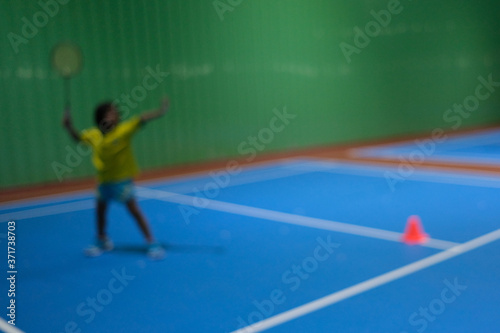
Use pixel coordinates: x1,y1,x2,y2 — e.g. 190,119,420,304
401,215,429,245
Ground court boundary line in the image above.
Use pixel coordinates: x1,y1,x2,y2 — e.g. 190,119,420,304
0,189,95,210
291,158,500,188
0,318,24,333
0,160,321,222
353,151,500,167
136,187,459,250
350,128,500,166
349,127,500,153
0,157,301,208
6,151,500,210
230,227,500,333
4,158,500,227
146,163,317,199
0,199,96,223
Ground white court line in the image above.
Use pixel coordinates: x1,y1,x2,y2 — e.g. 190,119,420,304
138,157,304,189
0,161,320,222
231,228,500,333
0,190,94,211
0,157,302,210
0,318,24,333
154,165,315,197
353,150,500,166
291,158,500,189
136,187,459,250
349,128,500,157
0,196,156,222
3,158,498,224
0,199,95,222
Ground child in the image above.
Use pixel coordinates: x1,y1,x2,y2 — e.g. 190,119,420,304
62,97,169,259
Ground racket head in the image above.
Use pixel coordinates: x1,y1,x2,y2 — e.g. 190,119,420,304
51,42,83,78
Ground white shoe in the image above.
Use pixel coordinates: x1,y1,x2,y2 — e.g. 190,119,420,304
84,237,114,257
147,242,166,260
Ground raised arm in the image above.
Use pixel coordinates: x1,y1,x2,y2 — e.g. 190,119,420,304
140,97,170,124
62,106,81,142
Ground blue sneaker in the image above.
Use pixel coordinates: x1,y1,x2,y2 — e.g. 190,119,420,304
84,237,114,257
147,242,166,260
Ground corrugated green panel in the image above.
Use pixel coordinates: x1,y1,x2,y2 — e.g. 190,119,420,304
1,0,499,188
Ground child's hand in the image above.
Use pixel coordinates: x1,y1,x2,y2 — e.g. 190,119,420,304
140,97,170,123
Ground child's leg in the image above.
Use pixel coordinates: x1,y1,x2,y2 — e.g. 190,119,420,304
84,199,113,256
97,199,108,239
125,198,154,243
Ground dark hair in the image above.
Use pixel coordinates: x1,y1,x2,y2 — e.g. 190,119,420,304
94,101,114,130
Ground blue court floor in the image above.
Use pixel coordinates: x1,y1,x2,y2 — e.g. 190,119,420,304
352,128,500,166
1,158,500,332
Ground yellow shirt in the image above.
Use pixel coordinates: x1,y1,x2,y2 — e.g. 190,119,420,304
80,116,142,183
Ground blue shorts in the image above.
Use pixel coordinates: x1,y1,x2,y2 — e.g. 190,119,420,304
97,179,134,203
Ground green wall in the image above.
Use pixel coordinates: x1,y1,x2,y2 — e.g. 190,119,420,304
1,0,499,188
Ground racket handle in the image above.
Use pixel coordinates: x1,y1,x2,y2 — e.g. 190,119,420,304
64,78,71,111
